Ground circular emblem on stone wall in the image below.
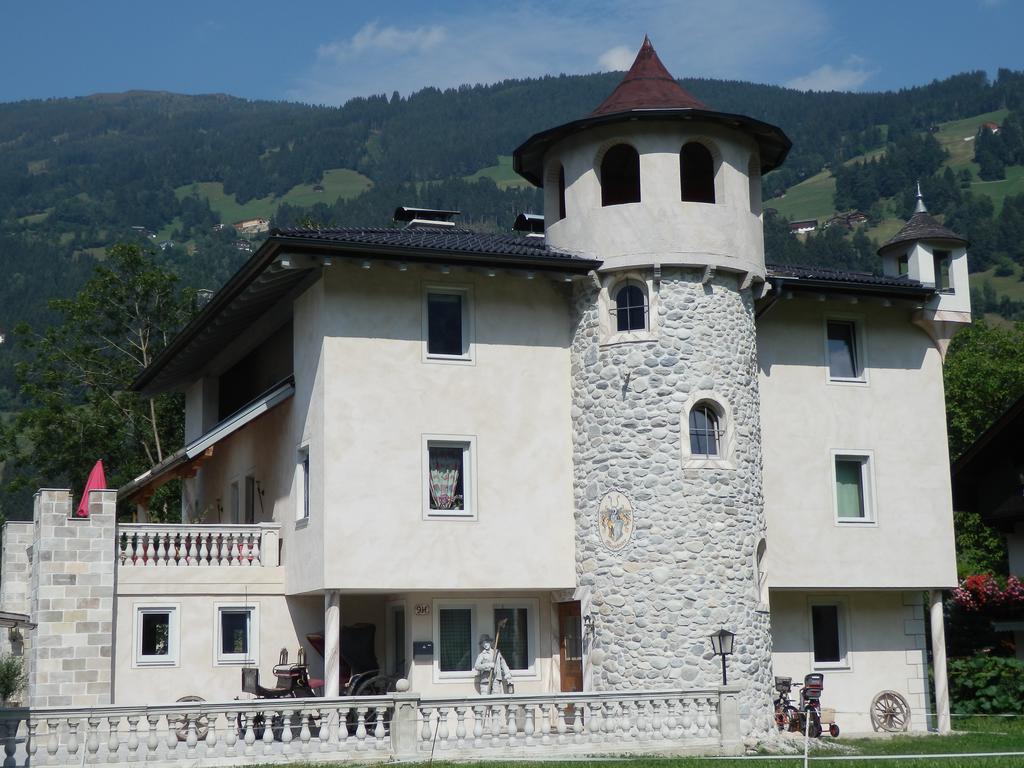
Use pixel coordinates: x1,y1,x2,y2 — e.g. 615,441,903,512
598,491,634,551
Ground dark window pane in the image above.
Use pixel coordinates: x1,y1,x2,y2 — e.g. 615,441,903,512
494,608,530,670
439,609,472,672
558,166,567,221
614,284,647,332
601,144,641,206
681,143,715,203
221,611,249,655
428,293,463,355
141,612,170,657
811,605,841,663
827,321,858,378
393,609,406,675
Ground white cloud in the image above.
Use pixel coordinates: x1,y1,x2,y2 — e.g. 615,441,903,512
598,46,635,72
290,1,833,106
786,55,877,92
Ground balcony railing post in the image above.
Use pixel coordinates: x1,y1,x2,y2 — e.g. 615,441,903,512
389,692,421,758
717,686,742,754
259,523,280,567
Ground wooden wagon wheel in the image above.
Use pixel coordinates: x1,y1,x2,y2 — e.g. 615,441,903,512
870,690,910,732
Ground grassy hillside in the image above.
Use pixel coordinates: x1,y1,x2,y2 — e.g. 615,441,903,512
175,168,372,225
463,156,532,190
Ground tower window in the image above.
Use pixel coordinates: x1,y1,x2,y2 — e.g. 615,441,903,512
933,250,952,291
557,165,567,221
600,144,641,206
681,142,715,204
612,281,647,332
689,402,723,457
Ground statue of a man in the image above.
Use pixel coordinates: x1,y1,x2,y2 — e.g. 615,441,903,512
474,634,511,694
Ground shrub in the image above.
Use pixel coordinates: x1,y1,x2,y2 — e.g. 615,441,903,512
948,656,1024,714
0,653,26,705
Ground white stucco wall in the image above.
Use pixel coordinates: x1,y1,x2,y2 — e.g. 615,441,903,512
771,590,931,733
758,299,958,589
543,120,765,277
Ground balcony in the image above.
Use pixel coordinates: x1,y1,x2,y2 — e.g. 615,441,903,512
118,523,281,568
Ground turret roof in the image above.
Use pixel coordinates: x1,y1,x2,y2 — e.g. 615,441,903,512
877,190,969,254
590,36,708,115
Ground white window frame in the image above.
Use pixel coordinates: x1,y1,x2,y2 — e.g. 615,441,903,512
422,434,476,520
831,450,877,526
681,392,736,470
214,602,259,666
599,272,658,346
808,598,852,670
432,598,540,683
296,445,310,523
422,283,475,364
134,603,179,667
824,316,868,386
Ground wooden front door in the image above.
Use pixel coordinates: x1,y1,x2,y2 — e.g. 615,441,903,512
558,601,584,692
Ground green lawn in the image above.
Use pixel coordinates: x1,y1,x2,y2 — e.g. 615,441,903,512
768,169,836,222
464,155,532,189
175,168,372,225
16,209,51,225
935,109,1009,171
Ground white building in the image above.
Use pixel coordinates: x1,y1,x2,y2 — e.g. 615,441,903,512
2,39,967,744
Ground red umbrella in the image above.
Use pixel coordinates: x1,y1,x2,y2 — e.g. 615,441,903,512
75,460,107,518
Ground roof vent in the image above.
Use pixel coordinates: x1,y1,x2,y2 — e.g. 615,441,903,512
513,213,545,238
393,206,459,229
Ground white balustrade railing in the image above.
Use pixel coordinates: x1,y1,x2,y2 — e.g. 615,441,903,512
117,523,281,567
0,688,742,766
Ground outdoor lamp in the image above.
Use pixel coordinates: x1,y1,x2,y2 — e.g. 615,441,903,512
709,628,735,685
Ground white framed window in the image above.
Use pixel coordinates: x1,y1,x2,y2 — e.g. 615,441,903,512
215,603,258,665
831,451,876,524
599,273,657,345
809,600,850,669
423,284,474,363
682,393,735,470
433,598,539,682
825,318,867,384
296,446,310,522
423,435,475,519
134,604,179,667
933,249,952,292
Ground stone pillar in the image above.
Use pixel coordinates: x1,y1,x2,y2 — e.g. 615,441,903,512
28,488,117,708
718,687,742,754
929,589,951,733
323,590,341,697
0,522,35,657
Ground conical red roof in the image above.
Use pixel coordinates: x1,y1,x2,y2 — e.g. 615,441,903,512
591,36,707,116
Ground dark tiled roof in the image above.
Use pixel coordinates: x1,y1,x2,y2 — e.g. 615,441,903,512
766,263,933,294
271,226,592,264
878,212,968,254
591,36,707,116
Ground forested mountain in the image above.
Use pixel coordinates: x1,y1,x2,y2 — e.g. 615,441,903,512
5,67,1024,406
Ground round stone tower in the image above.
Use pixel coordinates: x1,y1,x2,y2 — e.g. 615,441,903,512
514,38,791,737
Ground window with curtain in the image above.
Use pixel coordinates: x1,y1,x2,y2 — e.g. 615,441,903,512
689,402,723,457
438,608,473,672
834,456,869,520
428,443,465,512
493,607,530,670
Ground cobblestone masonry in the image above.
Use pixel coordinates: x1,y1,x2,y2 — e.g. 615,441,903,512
28,489,116,707
0,522,33,660
571,269,774,737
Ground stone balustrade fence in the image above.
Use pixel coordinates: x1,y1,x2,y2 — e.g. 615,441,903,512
0,687,741,766
117,523,281,567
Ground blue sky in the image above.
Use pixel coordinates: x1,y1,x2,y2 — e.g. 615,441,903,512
3,0,1023,105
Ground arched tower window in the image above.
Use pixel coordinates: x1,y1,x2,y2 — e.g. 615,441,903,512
601,144,641,206
612,281,647,332
689,401,723,457
558,165,567,221
680,142,715,204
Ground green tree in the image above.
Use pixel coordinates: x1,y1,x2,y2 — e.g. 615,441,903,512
0,244,193,521
944,321,1024,460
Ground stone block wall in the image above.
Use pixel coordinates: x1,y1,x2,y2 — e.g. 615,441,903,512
570,269,774,737
0,521,34,657
28,489,116,707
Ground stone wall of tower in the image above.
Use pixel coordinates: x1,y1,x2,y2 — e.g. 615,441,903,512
571,269,774,737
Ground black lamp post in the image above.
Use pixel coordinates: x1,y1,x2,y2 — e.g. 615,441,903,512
709,628,735,685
